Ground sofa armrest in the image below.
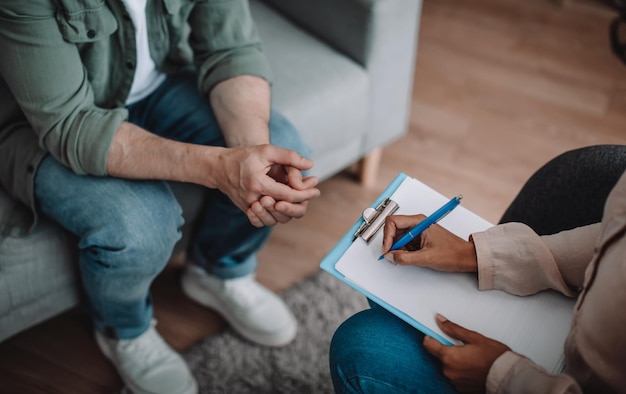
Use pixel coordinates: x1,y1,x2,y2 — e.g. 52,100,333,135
260,0,423,153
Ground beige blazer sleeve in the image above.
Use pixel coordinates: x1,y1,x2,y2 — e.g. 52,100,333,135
472,222,600,296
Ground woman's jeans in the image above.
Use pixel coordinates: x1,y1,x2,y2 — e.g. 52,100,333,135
34,72,311,339
329,144,626,393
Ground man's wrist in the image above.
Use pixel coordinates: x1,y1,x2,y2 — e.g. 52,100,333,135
222,121,270,148
181,144,225,189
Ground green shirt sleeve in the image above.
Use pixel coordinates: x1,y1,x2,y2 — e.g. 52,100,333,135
187,0,273,96
0,1,125,177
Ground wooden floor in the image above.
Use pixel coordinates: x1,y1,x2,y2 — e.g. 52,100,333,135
1,0,625,392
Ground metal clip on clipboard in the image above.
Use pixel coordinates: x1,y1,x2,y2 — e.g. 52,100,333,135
353,198,399,243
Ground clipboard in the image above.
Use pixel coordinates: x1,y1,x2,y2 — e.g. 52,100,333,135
319,172,576,373
318,173,441,340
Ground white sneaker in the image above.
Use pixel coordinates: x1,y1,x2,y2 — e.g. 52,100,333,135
95,321,197,394
181,265,297,347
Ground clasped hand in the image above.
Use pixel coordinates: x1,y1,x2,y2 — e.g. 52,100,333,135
217,144,320,227
381,214,510,392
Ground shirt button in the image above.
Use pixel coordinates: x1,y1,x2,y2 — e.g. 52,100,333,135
26,165,35,173
87,29,96,39
126,61,134,69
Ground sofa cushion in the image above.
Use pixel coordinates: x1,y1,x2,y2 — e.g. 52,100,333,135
0,188,80,341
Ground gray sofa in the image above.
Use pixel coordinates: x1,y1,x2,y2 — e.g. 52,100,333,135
0,0,422,342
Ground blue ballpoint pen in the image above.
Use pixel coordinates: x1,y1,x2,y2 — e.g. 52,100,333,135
378,195,463,260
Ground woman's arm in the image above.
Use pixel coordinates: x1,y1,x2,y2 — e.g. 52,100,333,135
474,222,600,296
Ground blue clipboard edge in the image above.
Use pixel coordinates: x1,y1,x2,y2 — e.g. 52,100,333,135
319,172,454,346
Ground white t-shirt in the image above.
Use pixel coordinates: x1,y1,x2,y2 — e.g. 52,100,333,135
122,0,166,105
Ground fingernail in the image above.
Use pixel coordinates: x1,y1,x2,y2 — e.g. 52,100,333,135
384,253,395,263
436,313,448,323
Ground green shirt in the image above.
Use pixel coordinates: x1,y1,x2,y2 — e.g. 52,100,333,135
0,0,272,236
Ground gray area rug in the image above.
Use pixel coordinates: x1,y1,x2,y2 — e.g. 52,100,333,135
183,271,368,394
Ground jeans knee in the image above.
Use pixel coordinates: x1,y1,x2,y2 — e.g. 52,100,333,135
330,312,370,365
83,183,183,276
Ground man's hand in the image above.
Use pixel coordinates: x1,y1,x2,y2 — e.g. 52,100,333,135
214,144,320,227
209,76,320,226
423,314,511,393
247,165,319,227
107,124,319,227
381,214,478,272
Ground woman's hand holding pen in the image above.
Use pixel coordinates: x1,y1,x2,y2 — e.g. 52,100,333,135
381,214,510,392
381,214,478,272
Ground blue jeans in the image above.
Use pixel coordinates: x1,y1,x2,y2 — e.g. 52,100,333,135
329,302,457,394
34,72,311,339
